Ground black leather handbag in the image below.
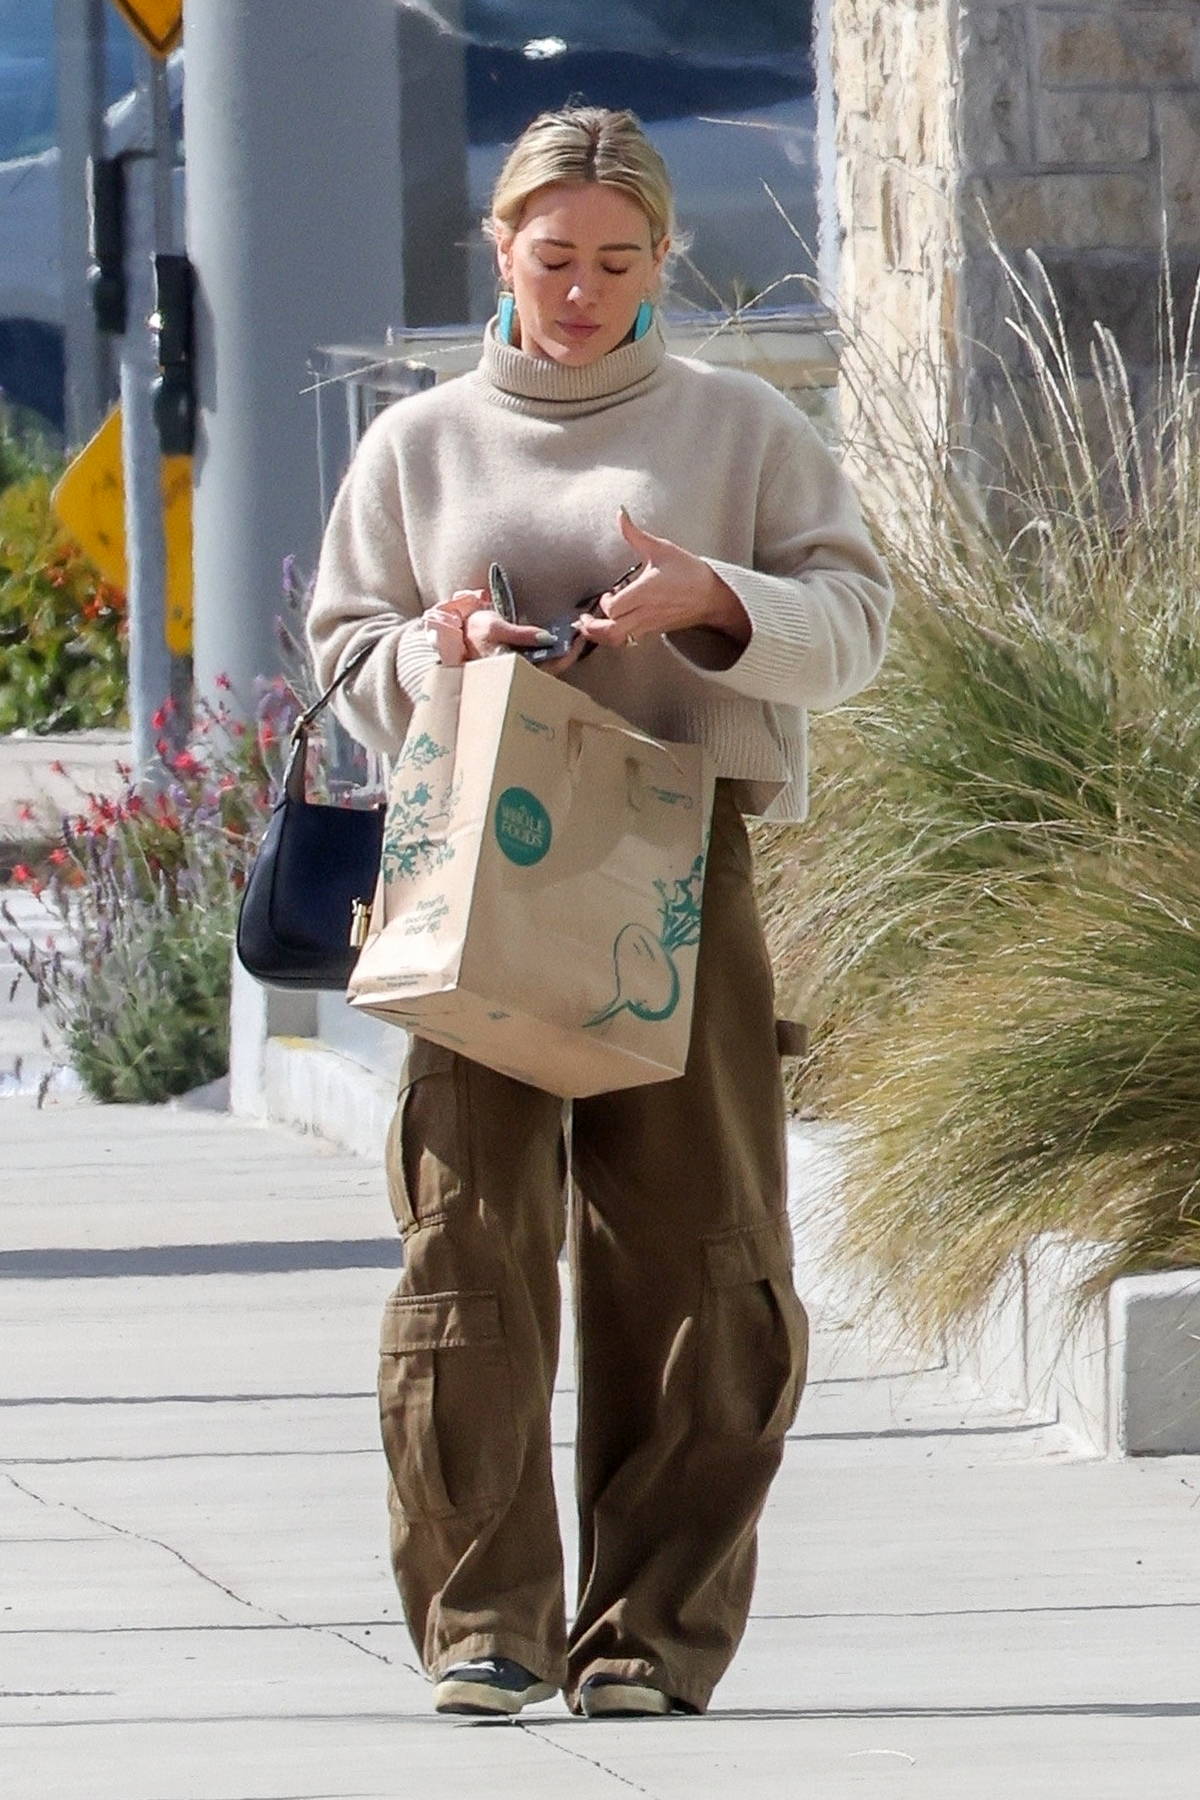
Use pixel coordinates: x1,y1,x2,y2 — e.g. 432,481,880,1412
235,643,385,991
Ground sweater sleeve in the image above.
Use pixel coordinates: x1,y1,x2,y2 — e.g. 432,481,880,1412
305,415,439,756
666,408,892,711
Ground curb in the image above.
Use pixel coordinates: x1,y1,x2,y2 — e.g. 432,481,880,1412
0,730,133,881
957,1250,1200,1457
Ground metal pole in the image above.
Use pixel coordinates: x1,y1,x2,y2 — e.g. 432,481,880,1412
118,49,172,777
149,55,174,244
54,0,110,446
147,53,193,734
186,0,406,715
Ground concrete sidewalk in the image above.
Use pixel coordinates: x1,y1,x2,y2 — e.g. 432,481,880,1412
3,1093,1200,1800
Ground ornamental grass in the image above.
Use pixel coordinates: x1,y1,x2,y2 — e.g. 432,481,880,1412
755,249,1200,1340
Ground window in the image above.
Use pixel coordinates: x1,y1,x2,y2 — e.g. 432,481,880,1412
407,1,818,320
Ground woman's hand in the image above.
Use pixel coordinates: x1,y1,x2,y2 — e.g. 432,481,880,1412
424,590,560,666
573,509,751,652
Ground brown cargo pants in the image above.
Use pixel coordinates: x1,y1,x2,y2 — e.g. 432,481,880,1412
377,781,809,1714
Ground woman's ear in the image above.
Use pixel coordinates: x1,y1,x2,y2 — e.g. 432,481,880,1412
495,228,514,286
650,235,670,294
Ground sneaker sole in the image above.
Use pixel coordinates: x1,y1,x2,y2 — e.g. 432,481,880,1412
434,1676,557,1717
580,1682,672,1718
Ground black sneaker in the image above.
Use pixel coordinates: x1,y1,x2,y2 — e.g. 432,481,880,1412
434,1656,557,1717
579,1673,672,1718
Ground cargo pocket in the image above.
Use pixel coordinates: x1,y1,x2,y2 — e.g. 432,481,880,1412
378,1288,519,1523
385,1039,467,1237
699,1219,809,1441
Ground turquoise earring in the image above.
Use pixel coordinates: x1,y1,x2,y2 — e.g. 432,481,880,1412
632,299,654,341
497,292,517,344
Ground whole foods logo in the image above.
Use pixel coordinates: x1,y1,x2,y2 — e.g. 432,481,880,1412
494,787,552,866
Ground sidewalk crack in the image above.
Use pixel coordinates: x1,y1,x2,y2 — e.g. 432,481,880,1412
517,1720,664,1795
2,1471,420,1678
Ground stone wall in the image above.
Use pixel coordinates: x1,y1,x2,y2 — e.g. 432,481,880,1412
830,0,1200,486
830,0,962,487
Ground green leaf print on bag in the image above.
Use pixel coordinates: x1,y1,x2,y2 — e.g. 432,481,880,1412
380,780,455,883
585,853,705,1028
398,730,448,771
654,854,705,953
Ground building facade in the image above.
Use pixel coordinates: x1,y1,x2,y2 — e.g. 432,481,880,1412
829,0,1200,487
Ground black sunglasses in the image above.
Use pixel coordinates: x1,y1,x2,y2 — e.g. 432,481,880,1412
488,561,643,665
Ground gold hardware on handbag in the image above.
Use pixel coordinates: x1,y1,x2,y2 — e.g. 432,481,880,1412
349,898,373,948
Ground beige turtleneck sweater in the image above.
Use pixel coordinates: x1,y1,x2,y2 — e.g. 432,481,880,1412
307,321,891,820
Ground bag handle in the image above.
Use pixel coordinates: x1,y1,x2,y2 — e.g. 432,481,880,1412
283,639,378,804
566,717,687,815
566,715,686,778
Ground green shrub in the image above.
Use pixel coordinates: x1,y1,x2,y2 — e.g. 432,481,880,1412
0,471,128,732
3,684,298,1104
0,417,52,491
62,887,236,1103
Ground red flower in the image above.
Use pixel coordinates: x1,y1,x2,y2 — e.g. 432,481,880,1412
172,750,203,777
17,803,35,822
11,863,31,884
48,848,67,866
215,672,232,691
152,707,168,731
49,760,66,777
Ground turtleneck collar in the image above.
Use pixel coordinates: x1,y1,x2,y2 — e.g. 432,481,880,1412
477,315,667,418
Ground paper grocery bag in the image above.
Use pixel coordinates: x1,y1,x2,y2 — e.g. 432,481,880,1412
346,654,714,1097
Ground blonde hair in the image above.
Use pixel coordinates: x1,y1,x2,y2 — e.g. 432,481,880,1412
487,106,675,249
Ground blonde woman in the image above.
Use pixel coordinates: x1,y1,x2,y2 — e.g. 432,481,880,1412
308,106,891,1720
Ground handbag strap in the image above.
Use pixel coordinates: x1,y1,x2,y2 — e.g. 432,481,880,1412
290,638,377,743
282,639,379,805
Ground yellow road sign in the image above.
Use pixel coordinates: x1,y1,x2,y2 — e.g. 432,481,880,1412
52,406,193,656
107,1,183,58
160,454,193,656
